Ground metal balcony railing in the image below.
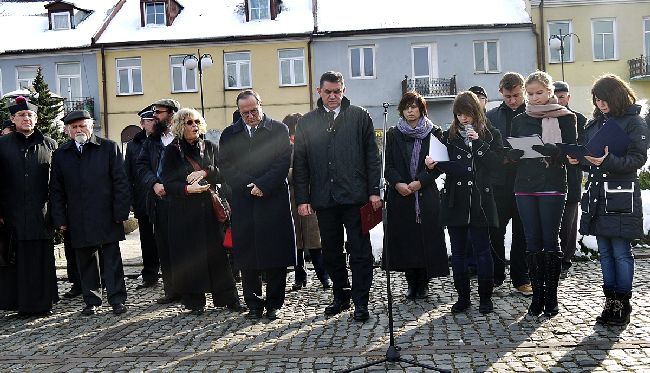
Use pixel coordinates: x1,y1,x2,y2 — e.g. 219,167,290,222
401,75,457,98
63,97,95,118
629,55,650,80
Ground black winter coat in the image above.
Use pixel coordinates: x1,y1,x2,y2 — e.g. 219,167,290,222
218,116,296,270
124,130,147,218
579,105,649,240
486,102,526,189
49,135,130,249
384,125,449,278
0,130,57,240
440,125,503,227
293,97,381,210
136,133,166,220
566,108,588,203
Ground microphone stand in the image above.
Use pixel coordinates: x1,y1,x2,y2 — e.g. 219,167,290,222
339,103,449,373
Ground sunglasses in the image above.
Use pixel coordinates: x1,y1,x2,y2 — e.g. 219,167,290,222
154,110,169,114
185,119,201,126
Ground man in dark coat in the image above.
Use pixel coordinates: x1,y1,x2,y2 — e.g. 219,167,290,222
49,110,130,316
136,99,181,305
293,71,382,322
218,90,296,321
125,106,159,289
486,72,532,296
0,96,59,316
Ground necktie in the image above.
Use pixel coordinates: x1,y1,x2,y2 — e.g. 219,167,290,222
327,111,336,132
79,144,83,154
250,126,257,138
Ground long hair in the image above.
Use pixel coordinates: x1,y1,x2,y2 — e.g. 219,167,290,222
170,108,207,139
449,91,488,140
397,91,428,118
591,74,637,118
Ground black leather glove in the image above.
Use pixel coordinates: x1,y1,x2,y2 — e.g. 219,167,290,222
532,143,560,157
506,148,524,161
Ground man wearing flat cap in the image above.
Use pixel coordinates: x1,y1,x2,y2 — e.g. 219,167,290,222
469,85,489,111
136,98,181,304
125,106,159,290
0,96,59,317
49,110,130,316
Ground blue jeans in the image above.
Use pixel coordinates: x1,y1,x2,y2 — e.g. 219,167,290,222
597,236,634,293
449,226,493,280
516,195,565,253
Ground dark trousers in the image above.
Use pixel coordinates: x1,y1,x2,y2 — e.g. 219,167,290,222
559,201,579,264
241,268,287,310
294,248,330,284
490,186,528,287
316,204,374,308
516,195,565,253
449,226,494,280
64,231,80,288
154,200,176,297
137,215,159,283
75,241,127,307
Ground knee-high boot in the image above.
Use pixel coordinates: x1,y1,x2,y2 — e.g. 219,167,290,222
527,252,545,316
607,291,632,326
477,278,494,314
451,273,471,313
596,287,615,324
543,251,563,317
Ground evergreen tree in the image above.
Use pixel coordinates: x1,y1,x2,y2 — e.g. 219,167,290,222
0,98,9,124
30,67,65,143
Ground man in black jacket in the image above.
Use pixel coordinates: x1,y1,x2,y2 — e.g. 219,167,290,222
293,71,381,322
486,72,532,296
50,110,130,316
125,106,159,289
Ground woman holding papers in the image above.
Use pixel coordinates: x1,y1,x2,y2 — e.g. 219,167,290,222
384,91,449,301
569,74,648,326
426,91,502,314
509,71,577,318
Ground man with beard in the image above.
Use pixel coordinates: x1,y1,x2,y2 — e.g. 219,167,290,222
0,96,59,317
136,99,180,304
50,110,130,316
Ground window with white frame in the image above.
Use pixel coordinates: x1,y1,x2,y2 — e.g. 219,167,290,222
52,11,71,30
592,18,616,60
548,21,573,63
116,58,143,95
224,52,251,89
170,55,197,92
56,62,82,100
145,2,166,26
349,46,375,79
278,49,305,86
249,0,270,21
644,18,650,57
412,45,431,87
16,66,39,90
473,41,499,73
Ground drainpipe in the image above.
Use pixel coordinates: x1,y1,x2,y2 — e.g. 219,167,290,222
539,0,546,71
101,45,109,138
307,35,314,109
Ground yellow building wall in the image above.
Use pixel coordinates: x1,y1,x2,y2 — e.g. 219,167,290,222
532,3,650,117
98,40,312,143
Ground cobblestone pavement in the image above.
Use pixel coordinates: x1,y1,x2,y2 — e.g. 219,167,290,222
2,230,650,372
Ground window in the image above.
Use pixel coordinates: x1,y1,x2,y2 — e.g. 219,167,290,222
548,21,573,63
473,41,499,73
16,66,39,90
644,18,650,56
278,49,305,86
412,45,431,87
52,11,71,30
249,0,270,21
145,2,166,26
116,58,143,95
592,18,616,60
349,46,375,79
56,62,82,100
170,56,197,92
224,52,251,89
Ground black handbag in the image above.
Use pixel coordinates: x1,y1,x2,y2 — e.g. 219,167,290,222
0,225,15,267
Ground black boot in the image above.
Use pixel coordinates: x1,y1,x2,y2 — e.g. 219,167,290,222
607,292,632,326
309,249,331,289
543,251,563,317
527,253,545,316
451,273,470,313
477,278,494,314
596,288,615,324
404,270,417,300
415,269,429,299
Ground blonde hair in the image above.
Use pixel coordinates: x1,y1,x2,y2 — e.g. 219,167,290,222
170,108,207,139
525,71,554,93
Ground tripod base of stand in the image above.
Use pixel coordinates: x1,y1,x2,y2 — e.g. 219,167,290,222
339,345,450,372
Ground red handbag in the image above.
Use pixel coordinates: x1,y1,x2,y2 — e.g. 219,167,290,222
223,227,233,249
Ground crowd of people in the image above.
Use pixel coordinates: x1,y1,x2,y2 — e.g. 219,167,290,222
0,69,646,328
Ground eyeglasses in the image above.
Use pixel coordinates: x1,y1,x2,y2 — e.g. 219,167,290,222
153,110,169,114
240,107,260,117
185,119,201,126
15,112,36,118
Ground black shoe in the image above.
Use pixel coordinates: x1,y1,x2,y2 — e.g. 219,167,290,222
81,305,97,316
321,279,332,289
112,303,127,315
324,299,351,316
156,294,181,304
291,280,307,291
405,285,417,301
32,310,54,318
136,279,158,290
188,307,205,316
266,308,279,320
245,309,263,320
63,286,82,299
353,306,370,322
416,285,429,299
226,302,248,313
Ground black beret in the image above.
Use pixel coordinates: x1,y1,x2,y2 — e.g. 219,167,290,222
8,96,38,115
62,110,92,125
468,86,487,99
553,81,569,93
151,99,181,112
138,105,154,119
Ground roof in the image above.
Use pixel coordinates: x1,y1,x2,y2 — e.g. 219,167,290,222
530,0,650,6
96,0,314,45
316,0,531,33
0,0,119,53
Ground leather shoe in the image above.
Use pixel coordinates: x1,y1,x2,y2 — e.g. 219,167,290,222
63,286,82,298
291,280,307,291
156,294,181,304
405,286,416,300
112,303,127,315
226,302,248,313
245,309,263,320
266,308,279,320
324,299,351,316
188,307,204,316
353,306,370,322
416,286,429,299
136,279,158,290
321,279,332,289
81,305,97,316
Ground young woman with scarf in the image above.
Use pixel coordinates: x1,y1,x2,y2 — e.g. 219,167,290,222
426,91,503,314
383,92,449,302
509,71,577,318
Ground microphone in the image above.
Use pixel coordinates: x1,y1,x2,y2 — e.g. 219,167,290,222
382,102,390,109
465,124,474,150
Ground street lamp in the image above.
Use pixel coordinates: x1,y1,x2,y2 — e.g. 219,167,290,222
549,29,580,82
183,49,213,118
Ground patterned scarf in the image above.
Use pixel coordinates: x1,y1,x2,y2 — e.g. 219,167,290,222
397,116,433,223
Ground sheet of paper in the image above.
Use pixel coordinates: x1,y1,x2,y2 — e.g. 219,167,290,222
428,135,449,162
506,135,545,158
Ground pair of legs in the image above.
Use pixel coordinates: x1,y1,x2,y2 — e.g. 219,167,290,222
241,268,287,312
137,215,159,284
595,236,634,325
75,242,127,308
154,201,178,300
294,248,330,288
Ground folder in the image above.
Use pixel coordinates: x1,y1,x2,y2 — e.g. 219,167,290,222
360,202,382,235
557,118,631,159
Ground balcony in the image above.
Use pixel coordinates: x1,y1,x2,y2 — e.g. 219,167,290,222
63,97,95,118
629,55,650,81
401,75,457,100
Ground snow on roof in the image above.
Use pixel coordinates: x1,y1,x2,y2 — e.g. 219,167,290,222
97,0,314,44
316,0,531,33
0,0,118,53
